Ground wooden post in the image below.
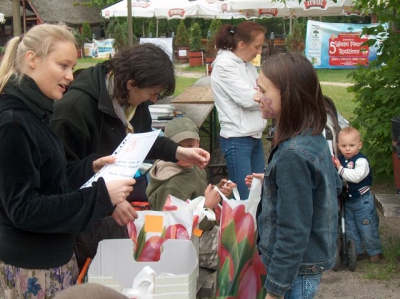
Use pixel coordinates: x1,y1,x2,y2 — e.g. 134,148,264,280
127,0,133,46
12,0,22,36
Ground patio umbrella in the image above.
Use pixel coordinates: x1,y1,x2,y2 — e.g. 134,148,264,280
101,0,155,18
101,0,247,37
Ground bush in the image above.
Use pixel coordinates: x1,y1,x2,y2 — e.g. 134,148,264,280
175,20,190,47
349,0,400,176
82,21,93,43
206,19,221,58
285,20,305,52
190,22,202,51
105,18,128,52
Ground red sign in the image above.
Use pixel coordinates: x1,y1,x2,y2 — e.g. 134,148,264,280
328,33,369,66
168,8,185,17
258,8,278,17
304,0,327,9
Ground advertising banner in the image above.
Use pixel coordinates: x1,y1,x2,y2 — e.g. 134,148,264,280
84,39,115,59
305,20,386,69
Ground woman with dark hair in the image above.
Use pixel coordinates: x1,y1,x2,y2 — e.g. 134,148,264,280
252,52,342,299
51,43,210,272
211,21,267,199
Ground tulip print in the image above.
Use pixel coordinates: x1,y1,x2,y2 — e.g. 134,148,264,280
165,224,190,240
217,200,267,299
130,211,193,262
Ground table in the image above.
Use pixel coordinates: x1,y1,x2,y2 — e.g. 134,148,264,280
152,85,216,154
152,102,215,153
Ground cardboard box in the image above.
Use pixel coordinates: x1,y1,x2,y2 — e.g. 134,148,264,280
88,239,198,299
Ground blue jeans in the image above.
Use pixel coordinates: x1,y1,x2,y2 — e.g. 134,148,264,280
344,191,383,256
283,274,322,299
220,136,265,199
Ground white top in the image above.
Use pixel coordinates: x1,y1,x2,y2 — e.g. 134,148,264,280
338,157,369,184
211,50,267,139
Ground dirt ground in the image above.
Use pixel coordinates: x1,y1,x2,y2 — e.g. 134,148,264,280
317,210,400,299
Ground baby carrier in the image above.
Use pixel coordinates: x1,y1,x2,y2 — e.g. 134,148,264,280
323,96,357,271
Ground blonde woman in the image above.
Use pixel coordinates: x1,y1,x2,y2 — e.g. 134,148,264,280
0,23,136,298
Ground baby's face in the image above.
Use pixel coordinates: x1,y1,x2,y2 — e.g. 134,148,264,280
338,132,362,160
177,138,200,168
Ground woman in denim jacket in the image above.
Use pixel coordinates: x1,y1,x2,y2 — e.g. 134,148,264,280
253,53,342,299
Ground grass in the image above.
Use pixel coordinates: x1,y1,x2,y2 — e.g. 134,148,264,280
321,85,356,121
316,69,354,83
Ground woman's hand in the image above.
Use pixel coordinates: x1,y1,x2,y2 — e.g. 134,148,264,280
112,200,138,226
245,173,264,189
105,179,136,206
216,179,237,197
93,155,116,173
176,147,210,169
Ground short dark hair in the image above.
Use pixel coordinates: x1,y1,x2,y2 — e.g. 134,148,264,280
104,43,175,100
215,21,266,51
260,52,326,145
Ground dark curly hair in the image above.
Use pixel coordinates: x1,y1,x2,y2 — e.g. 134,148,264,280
103,43,175,100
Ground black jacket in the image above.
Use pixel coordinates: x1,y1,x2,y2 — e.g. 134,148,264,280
0,80,113,269
51,63,178,167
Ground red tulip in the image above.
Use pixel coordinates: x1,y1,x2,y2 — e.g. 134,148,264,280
165,224,190,240
237,254,267,299
163,205,178,211
137,236,163,261
127,221,138,250
232,206,255,246
163,196,178,211
220,201,233,231
221,203,255,246
237,259,259,299
192,215,200,228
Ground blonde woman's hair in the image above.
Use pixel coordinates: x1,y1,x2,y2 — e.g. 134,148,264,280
0,23,76,93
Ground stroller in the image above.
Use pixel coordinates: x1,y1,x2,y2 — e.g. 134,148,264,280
265,96,357,271
324,96,357,271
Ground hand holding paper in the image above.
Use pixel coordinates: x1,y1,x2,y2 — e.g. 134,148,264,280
82,130,160,188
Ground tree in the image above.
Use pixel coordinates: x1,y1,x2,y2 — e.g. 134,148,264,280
348,0,400,176
285,20,305,52
206,19,221,58
105,18,128,52
174,20,190,47
82,21,93,43
190,22,202,51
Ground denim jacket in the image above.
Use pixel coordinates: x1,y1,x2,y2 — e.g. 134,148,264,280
257,132,342,296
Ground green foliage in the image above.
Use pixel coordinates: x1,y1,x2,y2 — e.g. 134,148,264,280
206,19,222,58
348,0,400,176
285,20,305,52
190,23,203,51
148,19,155,37
72,28,84,48
105,18,128,52
82,21,93,42
175,20,190,47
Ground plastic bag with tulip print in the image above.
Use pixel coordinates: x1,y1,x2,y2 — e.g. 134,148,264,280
216,177,267,299
127,210,193,262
